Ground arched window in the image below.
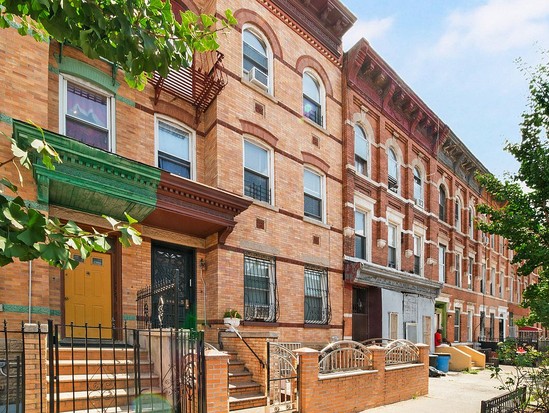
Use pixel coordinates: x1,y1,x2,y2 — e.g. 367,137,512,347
243,27,271,92
439,186,447,221
388,148,398,193
413,167,423,207
303,71,324,126
354,125,369,176
455,197,462,230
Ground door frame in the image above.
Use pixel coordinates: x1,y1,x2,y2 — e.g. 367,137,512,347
151,241,196,329
60,239,121,338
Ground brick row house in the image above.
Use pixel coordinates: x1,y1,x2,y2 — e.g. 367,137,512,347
342,40,532,347
0,0,532,353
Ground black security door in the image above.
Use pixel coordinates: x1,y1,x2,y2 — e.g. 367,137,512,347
151,243,196,329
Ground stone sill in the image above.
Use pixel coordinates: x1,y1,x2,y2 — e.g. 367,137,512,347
319,369,377,380
385,362,424,371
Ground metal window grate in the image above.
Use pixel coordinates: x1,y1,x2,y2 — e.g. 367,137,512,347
244,255,277,322
304,267,330,324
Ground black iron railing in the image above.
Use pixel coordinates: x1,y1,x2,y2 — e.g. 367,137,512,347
481,386,526,413
1,320,206,413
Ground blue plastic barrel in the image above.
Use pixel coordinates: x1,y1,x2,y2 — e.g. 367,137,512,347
436,353,451,372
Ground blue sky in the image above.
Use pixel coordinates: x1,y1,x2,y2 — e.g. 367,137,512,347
342,0,549,178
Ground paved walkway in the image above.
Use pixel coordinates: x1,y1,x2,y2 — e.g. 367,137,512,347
362,366,514,412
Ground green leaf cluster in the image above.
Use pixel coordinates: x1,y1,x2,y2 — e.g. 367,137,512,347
0,131,141,269
0,0,236,89
476,57,549,327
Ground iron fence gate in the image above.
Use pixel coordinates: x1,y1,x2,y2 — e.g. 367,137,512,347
1,320,206,413
267,343,298,413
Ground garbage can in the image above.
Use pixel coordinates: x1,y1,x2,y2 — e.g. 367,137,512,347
429,354,438,368
436,353,451,372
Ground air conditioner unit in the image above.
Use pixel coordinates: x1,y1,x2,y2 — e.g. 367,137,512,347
415,199,424,208
248,67,268,90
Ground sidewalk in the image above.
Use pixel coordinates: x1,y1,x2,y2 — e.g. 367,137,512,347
362,366,513,412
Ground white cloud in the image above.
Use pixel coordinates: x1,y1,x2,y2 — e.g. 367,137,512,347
434,0,549,57
343,17,394,51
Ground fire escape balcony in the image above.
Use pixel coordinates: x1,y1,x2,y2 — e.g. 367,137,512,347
152,50,227,116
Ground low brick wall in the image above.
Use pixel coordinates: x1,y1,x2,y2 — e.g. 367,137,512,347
296,344,429,413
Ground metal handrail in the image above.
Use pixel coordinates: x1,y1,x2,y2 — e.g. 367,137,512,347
231,325,266,369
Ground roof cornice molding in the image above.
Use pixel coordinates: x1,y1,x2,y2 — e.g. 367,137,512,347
345,40,449,156
261,0,356,65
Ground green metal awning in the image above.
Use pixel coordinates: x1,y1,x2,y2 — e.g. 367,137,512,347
13,120,160,221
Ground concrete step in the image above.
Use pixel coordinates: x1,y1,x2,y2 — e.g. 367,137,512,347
48,372,159,393
229,370,254,383
229,393,267,411
229,381,262,396
55,347,147,361
47,387,163,412
47,359,153,375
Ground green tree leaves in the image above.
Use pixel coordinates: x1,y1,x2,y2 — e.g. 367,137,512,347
0,133,142,270
477,59,549,327
0,0,235,89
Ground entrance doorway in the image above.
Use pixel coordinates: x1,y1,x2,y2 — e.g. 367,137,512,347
64,252,112,338
151,243,196,329
352,287,369,342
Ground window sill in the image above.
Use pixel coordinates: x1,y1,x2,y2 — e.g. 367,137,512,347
304,323,330,329
246,197,279,212
240,79,278,103
241,321,280,327
302,116,329,136
303,216,330,229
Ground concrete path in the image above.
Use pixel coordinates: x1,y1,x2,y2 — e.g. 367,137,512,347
362,366,515,412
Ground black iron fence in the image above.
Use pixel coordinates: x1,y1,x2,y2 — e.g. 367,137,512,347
1,320,206,413
481,386,526,413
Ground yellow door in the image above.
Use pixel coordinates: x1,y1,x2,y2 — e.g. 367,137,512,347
65,252,112,339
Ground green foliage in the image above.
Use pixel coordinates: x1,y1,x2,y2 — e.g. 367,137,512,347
223,309,242,319
0,128,141,269
490,339,549,412
0,0,236,89
476,58,549,327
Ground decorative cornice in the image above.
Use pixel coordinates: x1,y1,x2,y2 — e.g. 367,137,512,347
345,40,448,156
260,0,356,65
437,130,489,192
344,259,442,299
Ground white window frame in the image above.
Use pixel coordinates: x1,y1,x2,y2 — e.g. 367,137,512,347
242,137,274,205
154,115,196,180
243,254,277,322
454,307,461,342
439,185,447,222
413,167,423,208
481,263,486,293
302,68,326,128
455,197,462,231
490,268,495,295
467,256,474,290
354,209,369,261
455,253,462,288
242,25,273,94
387,222,399,269
413,234,423,276
468,206,475,238
354,124,370,177
303,166,326,223
387,147,399,193
304,267,330,325
499,271,505,298
59,73,115,152
438,244,446,283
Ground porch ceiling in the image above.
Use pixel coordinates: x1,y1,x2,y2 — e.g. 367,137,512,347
13,121,251,240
